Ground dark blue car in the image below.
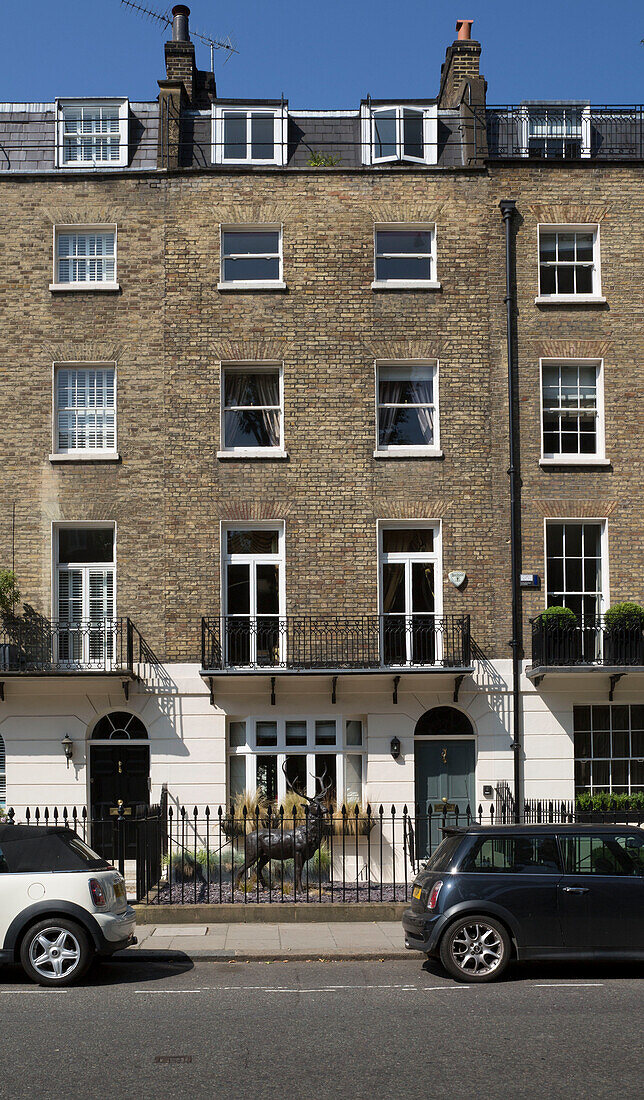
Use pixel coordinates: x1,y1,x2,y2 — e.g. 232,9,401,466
402,824,644,982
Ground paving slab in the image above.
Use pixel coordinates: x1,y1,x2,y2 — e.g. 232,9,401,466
149,925,209,937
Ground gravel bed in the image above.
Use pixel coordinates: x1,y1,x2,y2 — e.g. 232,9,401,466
146,881,410,905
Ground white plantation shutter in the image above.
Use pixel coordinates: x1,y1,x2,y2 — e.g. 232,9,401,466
58,569,83,622
89,570,115,664
0,733,5,807
56,367,116,451
57,232,116,284
62,105,121,164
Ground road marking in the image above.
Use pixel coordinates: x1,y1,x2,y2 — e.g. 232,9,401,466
134,984,468,994
1,990,70,995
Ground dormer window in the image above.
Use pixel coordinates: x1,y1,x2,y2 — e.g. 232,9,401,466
212,106,288,166
361,104,438,166
521,103,590,159
55,99,129,168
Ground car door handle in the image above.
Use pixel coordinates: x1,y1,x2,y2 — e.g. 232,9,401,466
562,886,589,894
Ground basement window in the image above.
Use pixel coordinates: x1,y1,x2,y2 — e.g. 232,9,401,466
55,99,129,168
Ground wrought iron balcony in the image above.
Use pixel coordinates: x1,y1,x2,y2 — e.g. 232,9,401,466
486,105,644,159
201,615,471,673
0,618,149,676
531,617,644,670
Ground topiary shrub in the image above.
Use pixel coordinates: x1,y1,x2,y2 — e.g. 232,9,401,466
604,602,644,632
0,570,20,617
538,606,578,629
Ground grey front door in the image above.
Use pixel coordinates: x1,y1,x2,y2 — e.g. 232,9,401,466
415,739,475,855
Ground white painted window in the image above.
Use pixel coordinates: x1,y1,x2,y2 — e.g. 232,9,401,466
545,521,608,627
379,523,442,665
219,227,284,288
55,526,116,667
538,225,601,300
361,104,438,165
228,717,365,806
212,106,287,166
574,705,644,795
373,225,437,288
56,99,129,168
376,361,439,454
220,364,283,454
521,104,590,159
0,733,5,808
222,525,285,667
53,227,117,288
540,360,604,462
54,365,116,455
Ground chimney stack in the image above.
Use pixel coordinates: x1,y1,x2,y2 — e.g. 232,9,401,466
164,4,196,103
438,20,485,109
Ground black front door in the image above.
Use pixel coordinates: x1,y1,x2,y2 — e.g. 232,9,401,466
89,744,150,859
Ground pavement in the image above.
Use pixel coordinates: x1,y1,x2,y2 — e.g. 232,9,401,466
129,920,408,959
2,957,643,1099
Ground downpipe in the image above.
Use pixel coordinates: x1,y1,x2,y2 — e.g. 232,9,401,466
499,199,522,821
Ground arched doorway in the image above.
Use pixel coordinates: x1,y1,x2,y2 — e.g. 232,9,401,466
88,711,150,859
414,706,475,855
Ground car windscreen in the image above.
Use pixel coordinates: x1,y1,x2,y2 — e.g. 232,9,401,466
0,833,110,873
423,833,465,872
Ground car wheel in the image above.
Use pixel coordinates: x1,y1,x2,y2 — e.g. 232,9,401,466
439,915,511,983
20,919,93,987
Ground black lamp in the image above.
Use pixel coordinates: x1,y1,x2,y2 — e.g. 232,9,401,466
61,734,73,768
390,736,401,760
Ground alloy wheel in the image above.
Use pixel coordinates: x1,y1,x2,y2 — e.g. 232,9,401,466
450,921,504,976
28,926,82,981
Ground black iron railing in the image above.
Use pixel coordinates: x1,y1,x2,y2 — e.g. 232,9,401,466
531,617,644,668
0,618,151,674
486,105,644,159
201,615,472,671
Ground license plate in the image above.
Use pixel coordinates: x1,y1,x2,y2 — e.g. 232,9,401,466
114,881,126,900
412,885,423,900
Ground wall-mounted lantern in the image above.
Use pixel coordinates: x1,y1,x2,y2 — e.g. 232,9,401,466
61,734,74,769
390,736,401,760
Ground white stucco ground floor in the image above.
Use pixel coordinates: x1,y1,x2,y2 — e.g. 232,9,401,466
2,660,643,818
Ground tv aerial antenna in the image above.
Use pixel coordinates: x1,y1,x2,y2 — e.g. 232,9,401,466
119,1,238,73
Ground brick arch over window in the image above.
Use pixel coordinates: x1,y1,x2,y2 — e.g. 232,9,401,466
0,731,5,807
90,712,148,740
414,706,474,737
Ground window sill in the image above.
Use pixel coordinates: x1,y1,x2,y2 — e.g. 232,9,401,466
49,282,120,293
539,457,610,467
373,448,443,459
49,451,121,463
217,449,289,460
217,281,287,292
371,280,441,291
534,294,606,306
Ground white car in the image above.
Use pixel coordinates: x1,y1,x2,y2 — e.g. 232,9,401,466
0,823,136,985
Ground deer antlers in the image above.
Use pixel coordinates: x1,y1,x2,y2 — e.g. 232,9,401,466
282,759,333,802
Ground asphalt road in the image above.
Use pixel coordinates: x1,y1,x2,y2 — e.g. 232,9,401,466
0,956,642,1100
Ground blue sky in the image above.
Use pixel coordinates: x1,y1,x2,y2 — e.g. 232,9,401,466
2,1,642,105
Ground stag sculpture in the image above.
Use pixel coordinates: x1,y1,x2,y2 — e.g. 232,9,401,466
235,764,333,891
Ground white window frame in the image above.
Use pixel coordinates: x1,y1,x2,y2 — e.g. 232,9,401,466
360,104,438,166
543,518,610,621
372,223,439,290
536,223,604,304
217,362,285,458
212,105,287,166
218,224,285,290
377,520,443,665
50,224,119,293
221,521,286,667
55,98,129,169
52,522,117,669
50,361,119,463
519,104,591,159
374,359,441,457
227,716,366,805
0,732,5,808
539,358,607,466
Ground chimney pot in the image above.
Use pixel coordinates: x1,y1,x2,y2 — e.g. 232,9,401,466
456,19,474,41
172,4,190,42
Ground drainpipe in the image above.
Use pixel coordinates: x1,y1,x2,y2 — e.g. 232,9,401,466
499,199,522,821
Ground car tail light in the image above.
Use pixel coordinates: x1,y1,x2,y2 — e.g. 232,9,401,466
89,878,107,908
427,880,443,910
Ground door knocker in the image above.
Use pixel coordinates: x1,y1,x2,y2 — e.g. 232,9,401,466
441,748,447,764
118,759,123,774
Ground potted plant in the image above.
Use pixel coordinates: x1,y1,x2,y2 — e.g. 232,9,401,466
603,602,644,665
0,569,20,671
534,605,579,665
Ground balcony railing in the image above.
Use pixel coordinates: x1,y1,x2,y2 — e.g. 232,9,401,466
0,618,146,675
201,615,471,672
486,105,644,159
531,617,644,669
